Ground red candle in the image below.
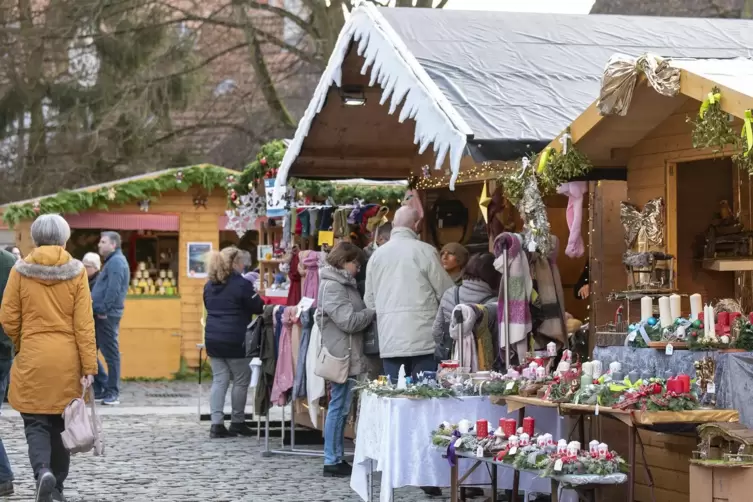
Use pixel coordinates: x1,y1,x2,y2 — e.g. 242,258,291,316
667,378,682,394
503,418,517,437
476,420,489,438
677,374,691,394
523,416,535,436
718,312,730,327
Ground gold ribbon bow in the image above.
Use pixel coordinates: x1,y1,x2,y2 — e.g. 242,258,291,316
620,198,664,249
742,109,752,157
699,91,722,119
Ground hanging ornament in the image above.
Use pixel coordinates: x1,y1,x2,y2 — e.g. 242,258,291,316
229,189,239,206
193,192,208,209
226,175,236,185
422,165,430,179
32,201,41,214
106,187,117,201
138,199,150,213
260,157,267,166
478,182,491,223
175,170,184,183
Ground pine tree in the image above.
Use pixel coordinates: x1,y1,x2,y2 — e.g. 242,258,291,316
0,0,203,200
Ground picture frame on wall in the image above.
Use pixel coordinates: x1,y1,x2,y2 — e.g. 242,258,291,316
257,245,273,262
187,242,212,278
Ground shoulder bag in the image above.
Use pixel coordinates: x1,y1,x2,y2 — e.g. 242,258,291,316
61,384,104,456
313,281,351,384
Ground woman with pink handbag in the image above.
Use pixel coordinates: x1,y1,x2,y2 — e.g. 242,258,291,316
0,215,97,502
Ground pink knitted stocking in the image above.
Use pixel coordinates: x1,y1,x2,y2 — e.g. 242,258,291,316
556,181,588,258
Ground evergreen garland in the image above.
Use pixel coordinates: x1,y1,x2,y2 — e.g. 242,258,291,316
230,139,406,206
2,165,231,227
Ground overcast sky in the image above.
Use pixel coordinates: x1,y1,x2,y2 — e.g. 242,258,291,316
444,0,595,13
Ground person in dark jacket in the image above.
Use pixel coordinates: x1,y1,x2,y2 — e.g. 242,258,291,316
82,252,101,291
204,246,264,439
90,231,130,405
0,249,17,496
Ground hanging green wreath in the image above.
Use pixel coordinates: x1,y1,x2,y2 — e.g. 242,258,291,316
2,164,231,227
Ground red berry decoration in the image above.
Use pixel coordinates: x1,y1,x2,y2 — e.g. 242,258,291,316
260,157,267,166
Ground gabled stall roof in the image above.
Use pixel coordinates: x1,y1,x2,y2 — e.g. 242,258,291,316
544,57,753,163
276,4,753,192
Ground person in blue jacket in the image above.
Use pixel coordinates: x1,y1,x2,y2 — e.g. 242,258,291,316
204,246,264,438
90,231,130,405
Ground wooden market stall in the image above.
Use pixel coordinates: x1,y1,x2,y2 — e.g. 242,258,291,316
541,56,753,502
273,6,753,325
0,164,240,378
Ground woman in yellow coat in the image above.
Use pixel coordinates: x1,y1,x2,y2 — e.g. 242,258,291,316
0,214,97,502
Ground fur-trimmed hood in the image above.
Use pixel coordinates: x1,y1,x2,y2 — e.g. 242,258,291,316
14,246,84,284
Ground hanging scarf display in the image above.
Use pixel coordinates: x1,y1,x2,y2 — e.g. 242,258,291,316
286,249,302,306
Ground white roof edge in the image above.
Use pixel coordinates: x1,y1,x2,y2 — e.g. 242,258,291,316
274,2,469,195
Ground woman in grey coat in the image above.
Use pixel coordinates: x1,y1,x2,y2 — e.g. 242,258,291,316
316,242,375,478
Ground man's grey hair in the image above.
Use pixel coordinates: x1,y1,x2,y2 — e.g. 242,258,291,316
101,231,122,248
30,214,71,247
392,206,420,229
376,222,392,240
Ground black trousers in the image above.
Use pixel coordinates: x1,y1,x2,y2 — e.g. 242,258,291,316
21,414,69,490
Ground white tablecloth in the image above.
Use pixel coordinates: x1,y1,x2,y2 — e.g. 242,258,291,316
350,393,578,502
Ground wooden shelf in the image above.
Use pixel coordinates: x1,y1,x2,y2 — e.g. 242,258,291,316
703,258,753,271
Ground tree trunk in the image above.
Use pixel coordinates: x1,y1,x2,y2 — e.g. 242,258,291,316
19,0,47,177
235,3,296,130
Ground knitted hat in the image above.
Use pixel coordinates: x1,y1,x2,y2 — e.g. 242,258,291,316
441,242,469,268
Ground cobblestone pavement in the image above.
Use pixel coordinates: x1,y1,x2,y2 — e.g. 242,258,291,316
0,382,448,501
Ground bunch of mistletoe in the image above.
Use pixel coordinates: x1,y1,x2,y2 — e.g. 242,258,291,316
689,88,753,174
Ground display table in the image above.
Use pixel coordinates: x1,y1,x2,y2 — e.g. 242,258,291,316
489,394,740,502
351,392,575,502
594,347,753,427
449,452,627,502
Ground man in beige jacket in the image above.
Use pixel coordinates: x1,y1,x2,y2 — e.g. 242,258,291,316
365,206,454,381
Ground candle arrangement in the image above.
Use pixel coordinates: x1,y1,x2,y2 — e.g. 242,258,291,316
433,418,627,479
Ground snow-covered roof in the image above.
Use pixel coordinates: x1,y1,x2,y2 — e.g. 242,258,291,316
670,57,753,100
276,4,753,193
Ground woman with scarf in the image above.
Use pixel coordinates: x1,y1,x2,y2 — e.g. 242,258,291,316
432,253,499,365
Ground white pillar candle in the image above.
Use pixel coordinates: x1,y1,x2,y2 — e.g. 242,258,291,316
659,296,672,327
592,360,603,379
709,308,716,338
582,361,593,376
589,440,600,454
609,361,622,373
704,305,710,337
690,294,702,320
641,296,653,322
669,294,682,320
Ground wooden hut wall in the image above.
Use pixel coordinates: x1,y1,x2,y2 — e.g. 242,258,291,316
594,98,749,502
13,188,227,376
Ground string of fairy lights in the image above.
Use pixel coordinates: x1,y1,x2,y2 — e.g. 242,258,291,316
413,161,511,190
